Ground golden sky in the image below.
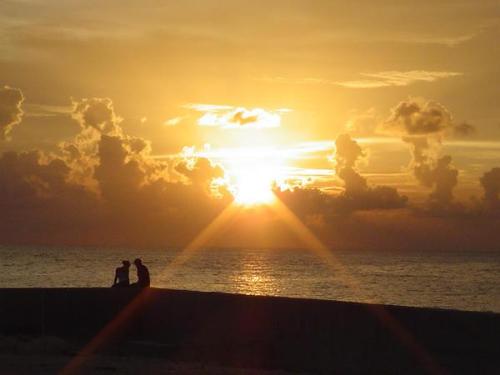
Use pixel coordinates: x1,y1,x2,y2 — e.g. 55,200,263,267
1,1,500,250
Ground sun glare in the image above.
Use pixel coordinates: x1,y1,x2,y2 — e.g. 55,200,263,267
232,166,276,206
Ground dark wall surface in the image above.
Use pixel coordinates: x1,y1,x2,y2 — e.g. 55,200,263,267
0,288,499,374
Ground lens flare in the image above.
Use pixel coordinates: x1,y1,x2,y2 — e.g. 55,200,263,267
232,165,276,205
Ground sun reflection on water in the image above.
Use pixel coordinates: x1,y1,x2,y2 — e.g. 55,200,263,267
230,252,281,296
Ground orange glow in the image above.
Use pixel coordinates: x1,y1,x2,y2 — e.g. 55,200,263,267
232,164,277,205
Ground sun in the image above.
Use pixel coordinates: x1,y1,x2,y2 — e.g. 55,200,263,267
199,144,286,206
232,166,276,206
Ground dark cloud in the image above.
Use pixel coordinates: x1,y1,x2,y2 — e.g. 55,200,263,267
335,133,364,170
333,134,407,210
0,93,499,250
384,99,452,136
426,156,458,207
275,134,407,219
0,150,69,201
0,148,102,244
0,86,24,140
386,99,460,208
411,148,459,208
335,133,368,195
480,167,500,211
195,106,281,128
336,185,408,212
0,97,230,246
273,188,500,251
229,110,259,126
275,187,331,219
72,97,121,135
404,136,459,208
384,98,475,138
61,99,149,192
453,122,476,137
176,157,224,187
94,135,145,202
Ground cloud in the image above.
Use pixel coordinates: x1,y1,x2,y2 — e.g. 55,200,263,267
258,71,462,89
335,80,393,89
480,167,500,211
421,155,458,207
407,142,459,209
275,134,407,219
384,98,461,208
183,103,234,112
229,110,259,126
68,98,227,201
347,100,476,139
372,71,463,84
60,98,126,190
71,97,122,135
337,71,462,89
175,156,226,196
0,96,234,246
163,116,184,126
335,134,364,170
199,107,281,128
453,122,476,138
383,98,476,139
185,103,284,129
274,184,500,251
24,103,72,118
0,86,24,140
345,109,379,136
334,133,367,193
0,148,103,245
384,98,453,136
0,92,498,250
255,77,333,85
94,135,146,202
333,134,407,210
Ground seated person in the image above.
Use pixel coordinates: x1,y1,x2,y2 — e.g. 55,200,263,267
112,260,131,287
131,258,150,287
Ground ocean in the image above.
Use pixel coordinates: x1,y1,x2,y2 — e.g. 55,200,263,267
1,245,499,313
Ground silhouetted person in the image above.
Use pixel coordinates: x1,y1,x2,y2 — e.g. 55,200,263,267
131,258,150,287
112,260,130,287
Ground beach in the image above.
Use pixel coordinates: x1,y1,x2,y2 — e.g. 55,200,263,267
1,288,499,374
0,351,299,375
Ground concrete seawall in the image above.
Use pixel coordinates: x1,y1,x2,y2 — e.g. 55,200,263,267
0,288,499,374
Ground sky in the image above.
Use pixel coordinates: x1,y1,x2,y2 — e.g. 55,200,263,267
1,0,500,250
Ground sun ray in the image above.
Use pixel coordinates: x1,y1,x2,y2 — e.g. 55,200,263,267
159,202,242,278
269,196,443,374
61,203,241,374
62,196,441,375
233,168,276,205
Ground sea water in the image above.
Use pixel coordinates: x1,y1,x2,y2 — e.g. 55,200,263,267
1,245,499,313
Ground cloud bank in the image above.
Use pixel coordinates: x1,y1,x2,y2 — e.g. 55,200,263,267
0,92,499,251
276,133,407,220
0,97,231,246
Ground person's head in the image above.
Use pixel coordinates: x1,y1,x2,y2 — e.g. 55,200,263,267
122,260,130,268
134,258,142,266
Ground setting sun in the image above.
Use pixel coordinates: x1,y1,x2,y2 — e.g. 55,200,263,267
232,165,276,206
195,145,285,206
1,2,500,374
